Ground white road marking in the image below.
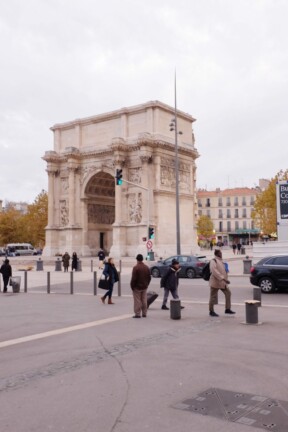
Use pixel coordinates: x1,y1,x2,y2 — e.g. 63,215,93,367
0,314,131,349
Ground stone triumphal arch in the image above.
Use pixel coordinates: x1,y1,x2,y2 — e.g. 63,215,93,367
42,101,199,257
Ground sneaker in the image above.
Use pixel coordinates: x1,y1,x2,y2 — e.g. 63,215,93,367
132,315,141,318
225,309,236,314
209,311,219,317
161,305,169,310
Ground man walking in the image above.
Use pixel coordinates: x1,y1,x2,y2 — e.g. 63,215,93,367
209,249,235,317
161,259,184,310
130,254,151,318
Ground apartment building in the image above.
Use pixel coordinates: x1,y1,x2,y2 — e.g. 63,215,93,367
197,187,261,245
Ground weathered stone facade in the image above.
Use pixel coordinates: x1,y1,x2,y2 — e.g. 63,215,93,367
42,101,199,257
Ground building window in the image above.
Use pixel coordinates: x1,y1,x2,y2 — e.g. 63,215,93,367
218,198,222,206
251,220,255,229
218,210,223,218
234,197,238,206
234,209,239,218
250,196,255,205
227,221,231,231
226,197,231,206
207,210,211,218
198,199,202,207
198,210,202,216
243,221,247,229
242,208,247,218
242,197,247,206
206,198,210,207
227,209,231,218
219,221,223,231
235,221,239,230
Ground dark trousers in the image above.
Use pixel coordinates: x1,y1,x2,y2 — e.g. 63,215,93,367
103,283,114,299
3,276,9,292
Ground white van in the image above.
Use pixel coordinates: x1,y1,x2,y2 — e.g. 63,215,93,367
6,243,38,256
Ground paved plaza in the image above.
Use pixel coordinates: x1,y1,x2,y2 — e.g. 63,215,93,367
1,250,288,431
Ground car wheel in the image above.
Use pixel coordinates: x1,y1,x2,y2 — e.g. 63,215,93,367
186,268,196,279
259,277,275,293
151,268,160,278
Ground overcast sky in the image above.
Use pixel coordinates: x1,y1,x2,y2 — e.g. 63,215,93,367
1,0,287,203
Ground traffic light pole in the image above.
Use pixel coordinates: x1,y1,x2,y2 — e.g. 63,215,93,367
119,178,151,255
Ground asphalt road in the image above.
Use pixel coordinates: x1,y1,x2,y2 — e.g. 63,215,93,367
1,267,288,432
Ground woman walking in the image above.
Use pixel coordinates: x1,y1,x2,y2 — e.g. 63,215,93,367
101,257,119,304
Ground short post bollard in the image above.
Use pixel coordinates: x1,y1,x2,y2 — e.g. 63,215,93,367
36,258,43,271
55,258,62,271
170,299,181,320
77,260,82,271
253,287,262,306
117,271,121,297
24,271,27,293
47,272,50,294
93,271,97,296
244,300,261,324
243,257,252,274
91,260,93,272
70,272,74,295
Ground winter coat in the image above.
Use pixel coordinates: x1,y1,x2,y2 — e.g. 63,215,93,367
72,253,78,270
130,262,151,291
0,262,12,280
209,256,227,289
103,263,119,289
62,253,70,267
161,267,179,291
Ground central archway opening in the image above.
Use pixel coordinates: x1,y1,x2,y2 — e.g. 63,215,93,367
85,172,115,255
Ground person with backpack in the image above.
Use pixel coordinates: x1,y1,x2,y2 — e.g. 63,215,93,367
208,249,235,317
161,259,184,310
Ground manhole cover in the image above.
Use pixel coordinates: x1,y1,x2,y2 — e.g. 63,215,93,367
173,388,288,431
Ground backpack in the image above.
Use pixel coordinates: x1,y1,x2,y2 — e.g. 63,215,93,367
202,259,216,281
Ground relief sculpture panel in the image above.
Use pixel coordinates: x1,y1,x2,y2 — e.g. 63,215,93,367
128,193,142,223
128,167,141,184
88,204,115,225
60,200,69,226
160,157,191,192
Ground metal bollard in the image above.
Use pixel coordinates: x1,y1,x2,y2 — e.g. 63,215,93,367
36,258,44,271
243,258,252,274
47,271,50,294
170,299,181,320
244,300,261,324
253,287,261,306
24,271,27,293
77,260,82,271
93,271,97,296
55,258,62,271
91,260,93,272
117,271,121,297
70,272,74,295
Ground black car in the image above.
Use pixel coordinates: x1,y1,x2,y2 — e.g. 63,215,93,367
150,255,207,279
250,255,288,293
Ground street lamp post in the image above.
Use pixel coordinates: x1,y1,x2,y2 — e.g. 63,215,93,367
169,74,183,255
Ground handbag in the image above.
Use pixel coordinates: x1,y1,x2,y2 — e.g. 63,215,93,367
98,275,109,290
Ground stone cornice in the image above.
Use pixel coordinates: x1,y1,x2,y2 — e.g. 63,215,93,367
50,100,196,131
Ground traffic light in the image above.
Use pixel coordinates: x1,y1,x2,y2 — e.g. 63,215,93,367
148,226,155,239
115,168,123,185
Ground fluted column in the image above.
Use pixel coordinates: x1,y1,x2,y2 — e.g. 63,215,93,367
68,165,77,226
46,167,57,227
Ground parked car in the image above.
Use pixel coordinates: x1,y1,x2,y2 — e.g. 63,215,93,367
250,255,288,293
150,255,207,279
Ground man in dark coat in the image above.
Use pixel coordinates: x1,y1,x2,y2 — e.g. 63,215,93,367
130,254,151,318
161,259,184,310
97,249,105,269
0,259,12,293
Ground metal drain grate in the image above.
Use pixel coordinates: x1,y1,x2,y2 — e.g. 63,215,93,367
173,388,288,431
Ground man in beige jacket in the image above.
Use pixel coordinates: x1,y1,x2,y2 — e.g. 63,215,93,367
209,249,236,317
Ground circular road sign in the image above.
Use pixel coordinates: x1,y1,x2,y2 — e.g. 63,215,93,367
146,240,153,249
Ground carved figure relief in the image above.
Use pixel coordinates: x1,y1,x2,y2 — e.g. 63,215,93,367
160,157,191,192
61,177,69,193
60,200,69,226
128,167,141,184
88,204,115,225
128,193,142,223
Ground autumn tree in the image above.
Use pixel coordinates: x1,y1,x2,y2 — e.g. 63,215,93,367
252,169,288,235
197,215,214,239
0,190,48,247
